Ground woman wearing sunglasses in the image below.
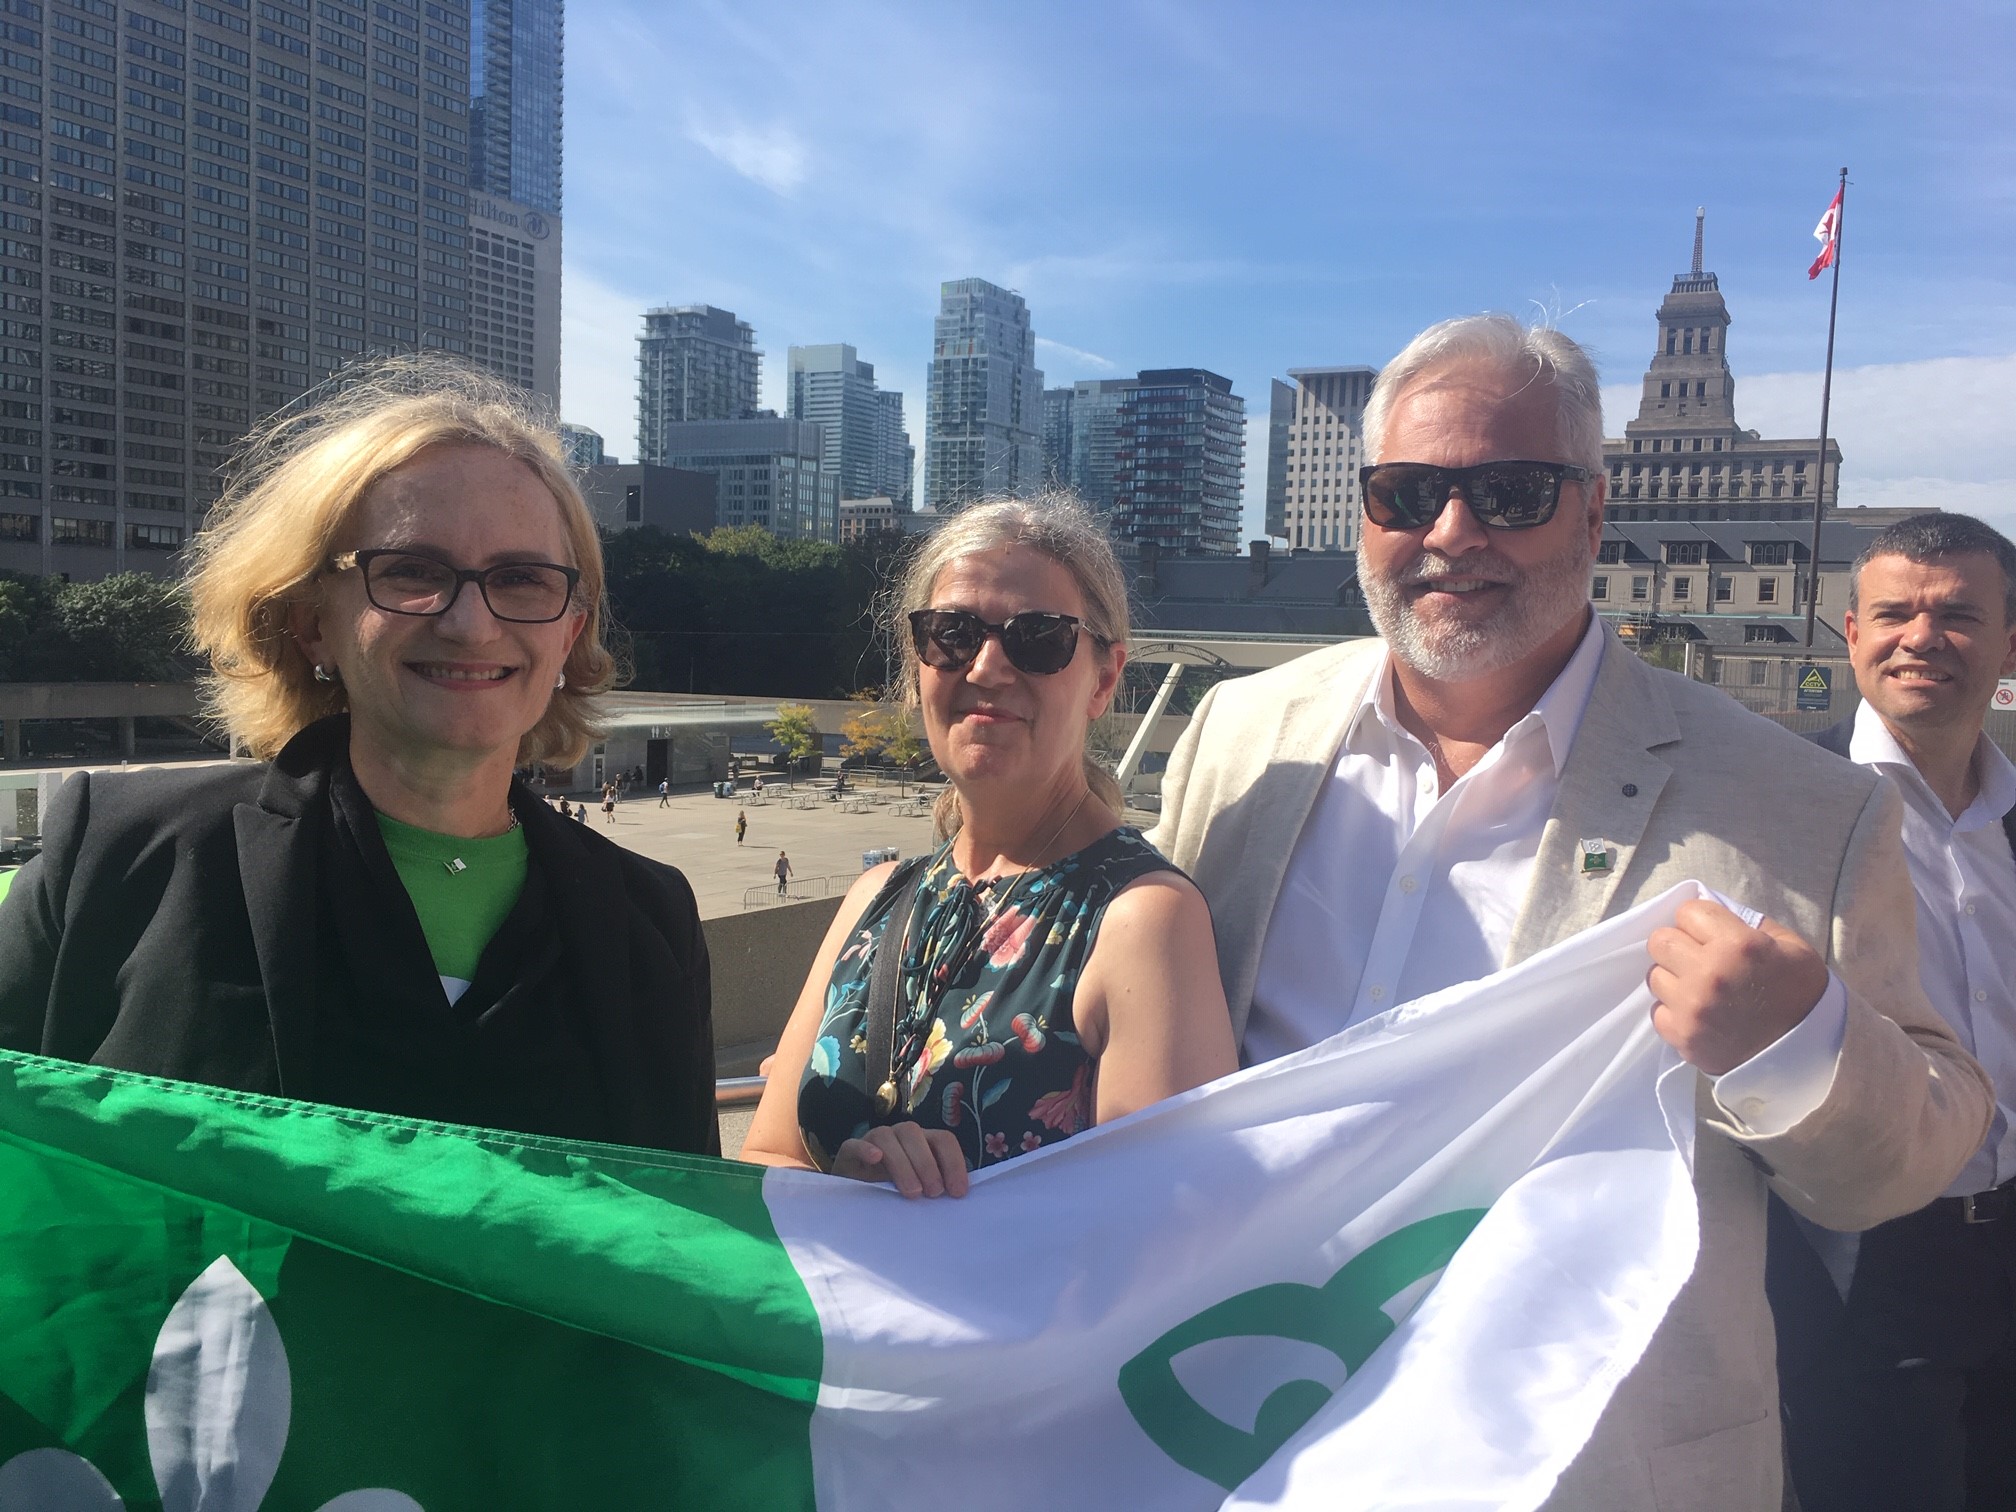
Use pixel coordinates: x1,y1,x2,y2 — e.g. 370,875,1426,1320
743,498,1236,1197
0,357,718,1154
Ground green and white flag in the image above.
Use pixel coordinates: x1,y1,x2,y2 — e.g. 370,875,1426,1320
0,885,1709,1512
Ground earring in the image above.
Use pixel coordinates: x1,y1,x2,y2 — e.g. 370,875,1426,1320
554,671,567,691
313,664,335,684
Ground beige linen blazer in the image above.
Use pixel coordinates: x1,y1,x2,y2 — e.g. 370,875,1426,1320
1149,624,1992,1512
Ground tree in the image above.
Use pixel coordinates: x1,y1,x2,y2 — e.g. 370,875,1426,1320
766,703,822,774
838,689,891,763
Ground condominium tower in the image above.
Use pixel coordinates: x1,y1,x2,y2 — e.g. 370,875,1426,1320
1110,368,1245,555
786,342,911,507
0,0,481,580
923,277,1041,511
467,0,558,216
636,303,758,465
1039,377,1128,514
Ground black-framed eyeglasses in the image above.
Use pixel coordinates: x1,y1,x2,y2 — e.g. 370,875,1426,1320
908,608,1104,676
331,549,581,624
1358,460,1594,531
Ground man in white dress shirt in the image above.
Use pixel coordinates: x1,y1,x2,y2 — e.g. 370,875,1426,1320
1150,314,1992,1510
1772,513,2016,1512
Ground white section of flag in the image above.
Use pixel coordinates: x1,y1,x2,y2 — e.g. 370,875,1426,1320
765,884,1711,1511
1810,188,1843,279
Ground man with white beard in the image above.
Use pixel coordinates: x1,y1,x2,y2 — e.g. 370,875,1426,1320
1148,314,1990,1510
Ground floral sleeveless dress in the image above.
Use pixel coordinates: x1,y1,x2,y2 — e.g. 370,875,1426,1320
797,827,1180,1173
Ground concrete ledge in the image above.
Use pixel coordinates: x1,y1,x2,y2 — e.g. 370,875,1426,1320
701,895,843,1071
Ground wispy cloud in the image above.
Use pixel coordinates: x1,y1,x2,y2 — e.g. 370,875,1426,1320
560,267,645,455
1035,337,1117,373
685,120,810,196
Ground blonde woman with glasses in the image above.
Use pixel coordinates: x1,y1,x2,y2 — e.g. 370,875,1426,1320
0,358,717,1153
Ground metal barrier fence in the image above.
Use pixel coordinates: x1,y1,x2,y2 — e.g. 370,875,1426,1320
740,875,833,910
1693,651,2016,759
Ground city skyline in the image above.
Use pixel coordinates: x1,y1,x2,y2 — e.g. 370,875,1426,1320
558,1,2014,544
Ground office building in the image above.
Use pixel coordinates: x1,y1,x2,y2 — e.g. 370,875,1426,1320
786,342,911,507
0,0,481,580
838,495,940,543
465,191,556,400
1111,368,1245,555
467,0,559,216
657,416,837,543
558,420,601,469
923,277,1041,510
1604,212,1842,522
578,461,713,536
1267,366,1376,552
636,303,758,464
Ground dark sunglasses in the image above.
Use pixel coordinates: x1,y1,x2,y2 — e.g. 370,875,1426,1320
1358,460,1593,531
908,608,1103,676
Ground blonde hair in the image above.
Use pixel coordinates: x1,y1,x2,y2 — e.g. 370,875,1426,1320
888,494,1130,838
187,353,614,765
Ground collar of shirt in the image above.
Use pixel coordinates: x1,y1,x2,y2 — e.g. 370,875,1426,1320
1346,610,1609,785
1849,698,2016,834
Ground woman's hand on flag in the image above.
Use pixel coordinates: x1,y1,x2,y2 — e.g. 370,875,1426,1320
833,1122,971,1199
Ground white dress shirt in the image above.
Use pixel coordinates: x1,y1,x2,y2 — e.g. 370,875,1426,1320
1247,613,1845,1131
1850,700,2016,1196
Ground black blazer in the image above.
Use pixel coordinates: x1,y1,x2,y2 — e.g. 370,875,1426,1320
0,723,719,1153
1806,715,2016,857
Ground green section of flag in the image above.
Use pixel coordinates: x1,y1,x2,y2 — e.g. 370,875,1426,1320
0,1051,823,1510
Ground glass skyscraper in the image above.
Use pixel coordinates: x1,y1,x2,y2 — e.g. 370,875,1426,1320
469,0,559,216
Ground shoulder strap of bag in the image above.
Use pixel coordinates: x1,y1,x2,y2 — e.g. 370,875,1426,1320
865,858,928,1116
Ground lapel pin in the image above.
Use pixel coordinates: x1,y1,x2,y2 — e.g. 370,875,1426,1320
1578,839,1613,876
443,857,467,877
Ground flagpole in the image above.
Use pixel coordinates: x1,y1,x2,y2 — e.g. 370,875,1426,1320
1802,167,1847,650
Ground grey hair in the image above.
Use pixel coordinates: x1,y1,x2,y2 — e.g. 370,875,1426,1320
1849,511,2016,622
1362,314,1606,478
889,494,1130,838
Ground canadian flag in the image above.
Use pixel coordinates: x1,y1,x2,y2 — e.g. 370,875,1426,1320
1809,188,1843,280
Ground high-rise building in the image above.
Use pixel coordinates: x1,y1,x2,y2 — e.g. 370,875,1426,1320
468,0,560,217
924,278,1042,511
636,304,758,464
657,416,837,543
873,386,913,509
0,0,480,581
1040,378,1128,513
1268,367,1376,552
465,193,557,400
787,342,911,507
557,421,602,469
1111,368,1245,556
1603,212,1842,523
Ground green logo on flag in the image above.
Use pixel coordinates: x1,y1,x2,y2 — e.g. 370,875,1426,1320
1117,1209,1485,1490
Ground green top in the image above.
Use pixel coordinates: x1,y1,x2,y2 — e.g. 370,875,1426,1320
375,811,529,993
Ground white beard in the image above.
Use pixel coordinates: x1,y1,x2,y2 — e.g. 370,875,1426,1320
1359,528,1595,683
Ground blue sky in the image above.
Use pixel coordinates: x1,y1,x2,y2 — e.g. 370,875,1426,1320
558,0,2016,541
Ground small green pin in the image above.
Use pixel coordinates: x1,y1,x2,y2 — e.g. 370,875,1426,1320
1579,839,1611,875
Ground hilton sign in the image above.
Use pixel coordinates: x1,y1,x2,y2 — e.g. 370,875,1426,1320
471,197,553,240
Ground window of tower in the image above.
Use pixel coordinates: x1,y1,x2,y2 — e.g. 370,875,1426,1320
1683,332,1693,354
1665,331,1676,355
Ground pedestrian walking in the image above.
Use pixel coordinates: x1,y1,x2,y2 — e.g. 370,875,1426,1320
658,779,671,808
735,810,747,845
572,801,587,824
774,849,792,898
753,776,764,797
602,793,616,825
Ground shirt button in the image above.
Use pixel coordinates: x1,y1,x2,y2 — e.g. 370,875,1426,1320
1978,990,1990,1003
1369,985,1386,1002
1399,875,1418,893
1965,903,1977,916
1738,1097,1767,1122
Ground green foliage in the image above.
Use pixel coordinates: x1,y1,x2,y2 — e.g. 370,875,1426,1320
600,525,897,700
0,571,193,681
766,703,822,769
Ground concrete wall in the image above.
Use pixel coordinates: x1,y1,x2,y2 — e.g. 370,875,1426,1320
701,895,843,1075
